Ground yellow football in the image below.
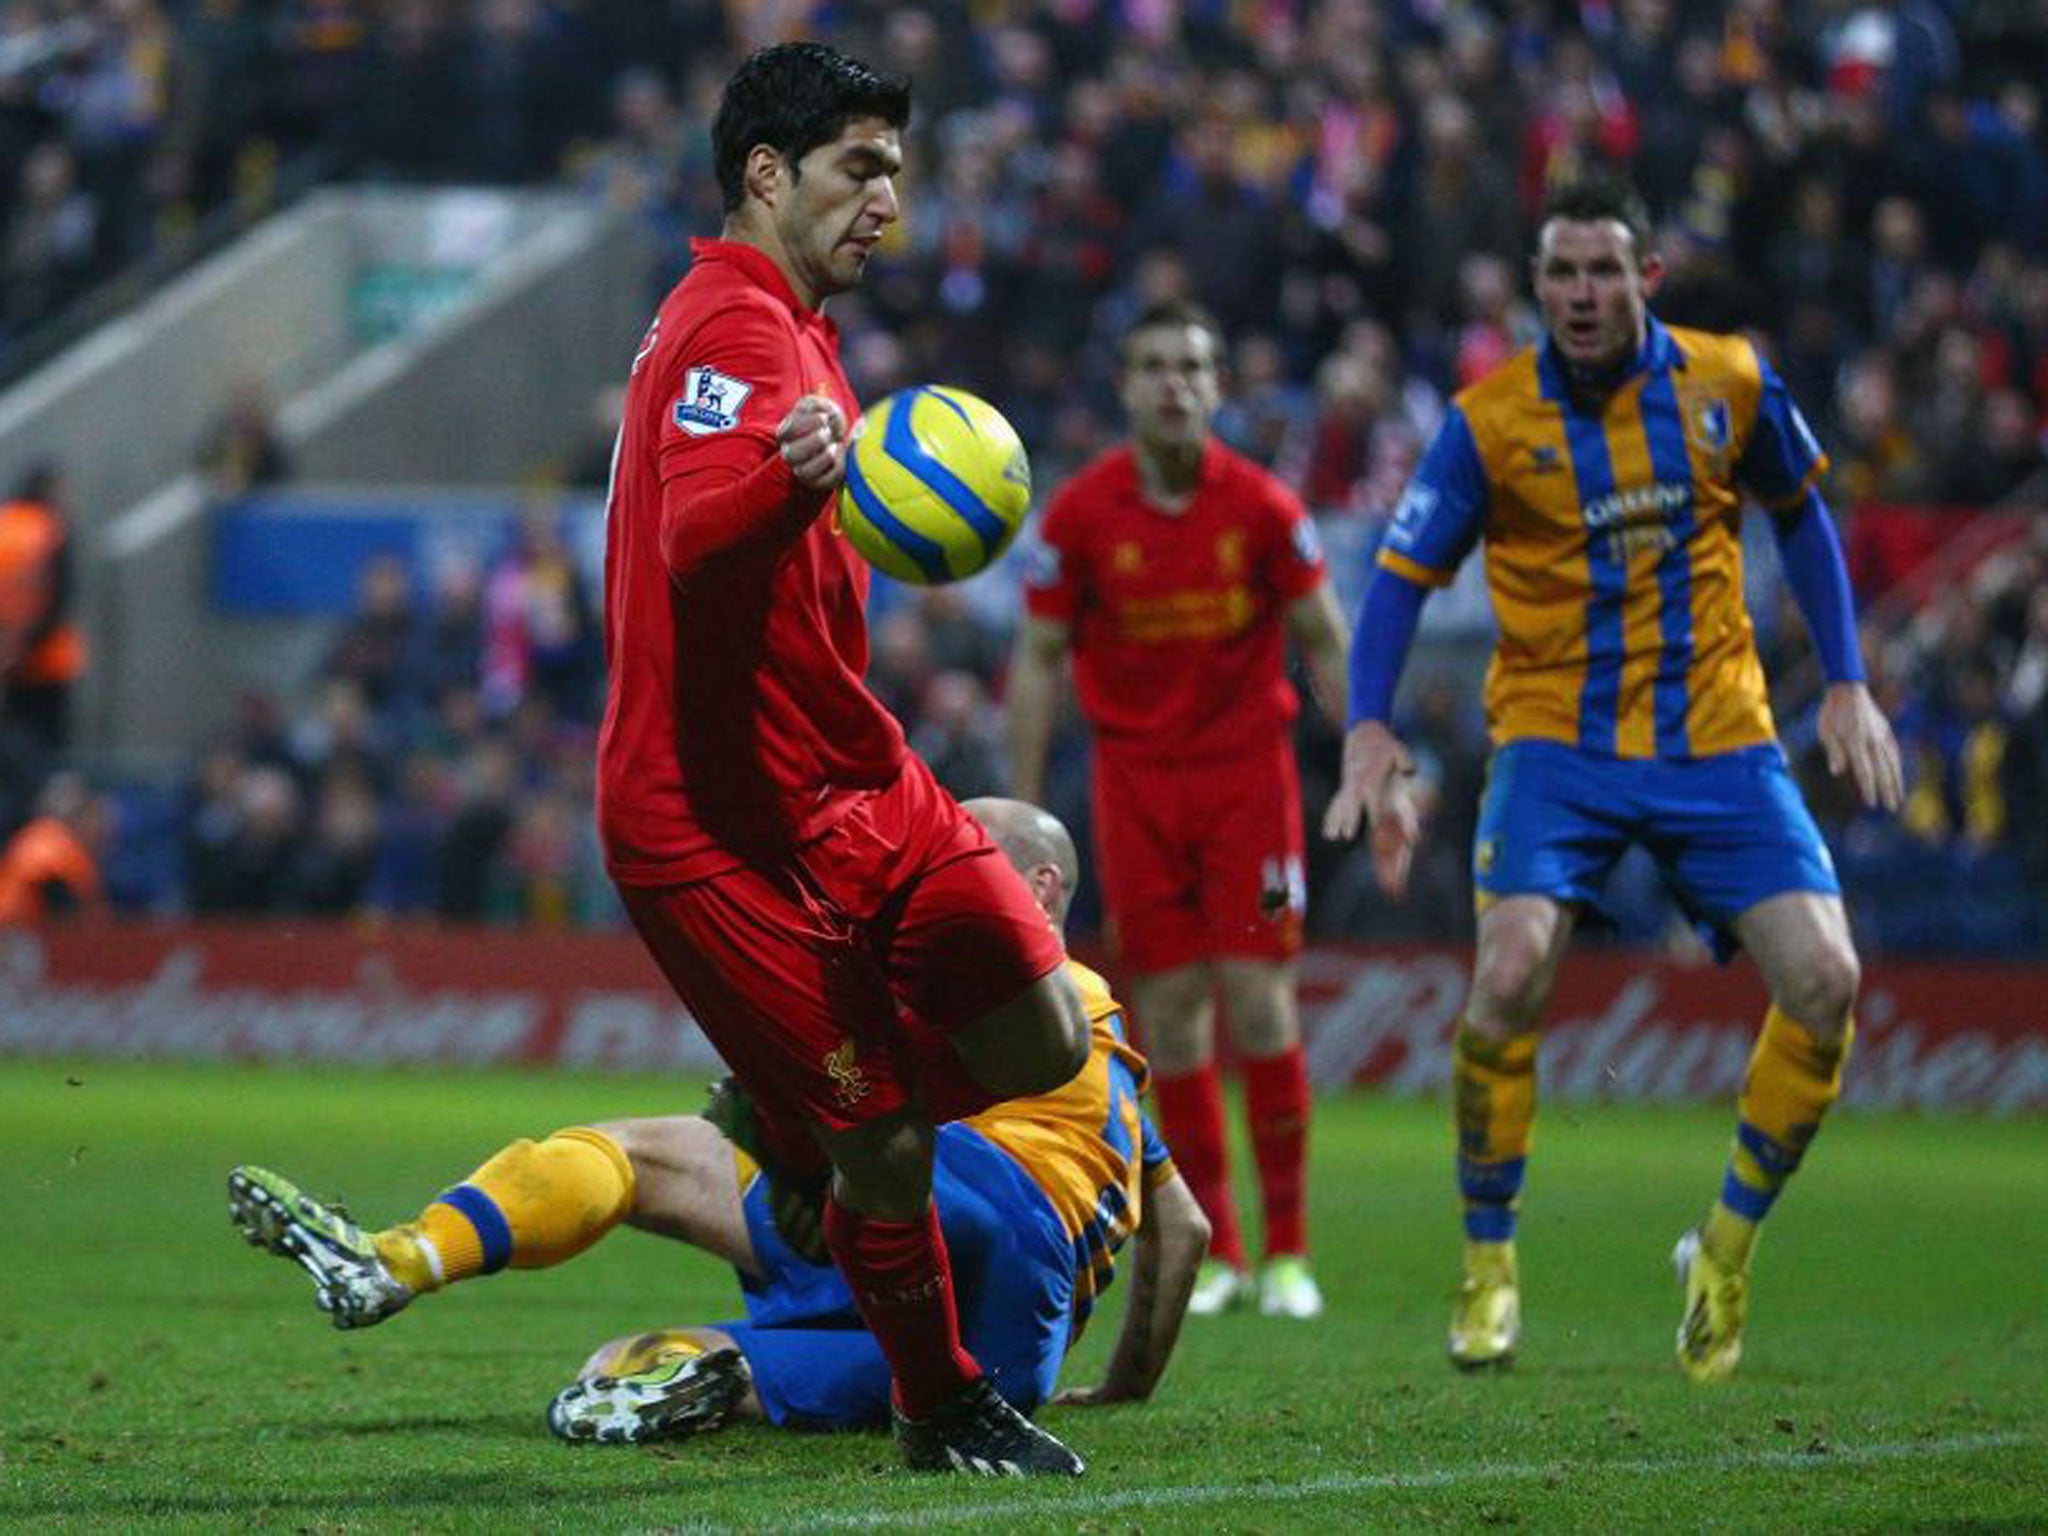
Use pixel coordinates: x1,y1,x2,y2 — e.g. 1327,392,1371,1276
837,385,1032,584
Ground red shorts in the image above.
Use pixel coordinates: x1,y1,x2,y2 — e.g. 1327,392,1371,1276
1090,737,1305,974
620,756,1065,1138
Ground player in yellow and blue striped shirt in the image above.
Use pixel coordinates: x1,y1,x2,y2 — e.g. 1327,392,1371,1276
227,798,1210,1461
1324,175,1904,1383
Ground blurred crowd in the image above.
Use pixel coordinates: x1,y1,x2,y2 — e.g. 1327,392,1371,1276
169,521,611,927
5,0,2048,952
0,0,719,357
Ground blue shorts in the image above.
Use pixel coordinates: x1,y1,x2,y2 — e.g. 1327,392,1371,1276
717,1123,1075,1429
1472,739,1839,960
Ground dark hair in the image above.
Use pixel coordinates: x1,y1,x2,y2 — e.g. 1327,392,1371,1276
1539,174,1654,261
1121,298,1224,363
712,42,911,214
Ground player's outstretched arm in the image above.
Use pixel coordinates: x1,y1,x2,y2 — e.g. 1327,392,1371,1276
1053,1172,1210,1407
1766,491,1901,813
1817,680,1905,814
1321,558,1431,897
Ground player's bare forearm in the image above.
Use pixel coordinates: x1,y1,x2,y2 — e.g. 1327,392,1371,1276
1003,668,1054,804
1818,680,1905,814
1003,619,1068,805
1288,584,1352,729
1305,643,1351,732
1057,1174,1208,1406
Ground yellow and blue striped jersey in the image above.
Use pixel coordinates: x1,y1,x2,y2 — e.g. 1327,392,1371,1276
965,960,1173,1332
1378,319,1829,759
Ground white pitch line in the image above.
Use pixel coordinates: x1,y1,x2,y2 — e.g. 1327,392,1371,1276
747,1430,2038,1533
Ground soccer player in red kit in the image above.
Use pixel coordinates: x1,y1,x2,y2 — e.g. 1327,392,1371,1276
1008,299,1351,1322
596,41,1090,1476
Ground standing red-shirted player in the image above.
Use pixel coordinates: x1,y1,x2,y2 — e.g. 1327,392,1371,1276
597,41,1090,1477
1007,299,1351,1321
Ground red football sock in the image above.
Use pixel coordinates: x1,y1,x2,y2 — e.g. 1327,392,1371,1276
1242,1045,1310,1257
821,1197,980,1420
1153,1060,1245,1268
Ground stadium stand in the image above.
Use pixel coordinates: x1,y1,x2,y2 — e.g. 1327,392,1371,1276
0,0,2043,955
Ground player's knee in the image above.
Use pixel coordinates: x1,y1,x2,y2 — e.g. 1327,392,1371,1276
826,1113,934,1217
1778,944,1860,1037
1132,965,1217,1072
1144,1020,1209,1076
953,967,1089,1098
1225,997,1298,1057
1006,969,1090,1094
1470,939,1549,1027
1020,968,1090,1091
1219,965,1298,1055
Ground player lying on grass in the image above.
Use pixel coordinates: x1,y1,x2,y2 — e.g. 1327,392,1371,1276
227,798,1210,1458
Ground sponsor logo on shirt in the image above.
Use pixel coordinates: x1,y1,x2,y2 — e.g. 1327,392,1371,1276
1114,586,1255,643
1583,481,1691,528
673,366,753,435
1583,481,1687,562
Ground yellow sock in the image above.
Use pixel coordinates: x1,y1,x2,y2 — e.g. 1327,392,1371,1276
1708,1007,1852,1265
374,1127,635,1292
1462,1237,1518,1285
1453,1026,1539,1244
1700,1203,1759,1270
373,1223,455,1293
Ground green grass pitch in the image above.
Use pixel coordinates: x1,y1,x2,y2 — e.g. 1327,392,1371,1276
2,1058,2043,1531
